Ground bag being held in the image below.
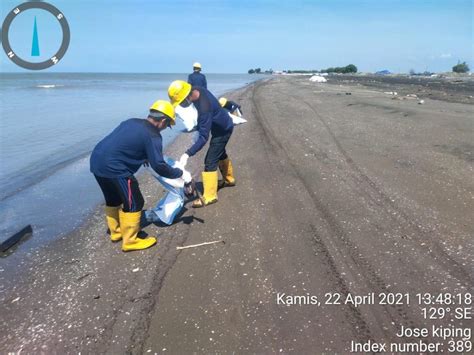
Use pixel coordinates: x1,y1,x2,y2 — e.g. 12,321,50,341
175,104,198,132
145,157,185,225
176,103,247,131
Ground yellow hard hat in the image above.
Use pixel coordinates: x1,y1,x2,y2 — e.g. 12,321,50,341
219,97,228,107
168,80,192,107
149,100,176,125
193,62,202,69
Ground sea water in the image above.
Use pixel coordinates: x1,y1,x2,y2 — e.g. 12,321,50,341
0,73,262,253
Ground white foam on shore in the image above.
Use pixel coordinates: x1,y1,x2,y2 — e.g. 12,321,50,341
36,84,64,89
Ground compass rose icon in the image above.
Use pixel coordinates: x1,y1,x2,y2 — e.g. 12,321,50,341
2,1,70,70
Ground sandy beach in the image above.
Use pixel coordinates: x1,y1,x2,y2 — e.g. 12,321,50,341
1,76,473,353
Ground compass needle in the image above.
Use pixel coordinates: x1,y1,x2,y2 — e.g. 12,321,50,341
31,16,40,57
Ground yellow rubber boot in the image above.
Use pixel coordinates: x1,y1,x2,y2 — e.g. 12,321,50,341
105,206,122,242
218,159,236,187
193,171,218,208
119,210,156,252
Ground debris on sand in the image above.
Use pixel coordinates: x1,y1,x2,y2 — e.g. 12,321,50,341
309,75,327,83
418,100,425,104
0,225,33,253
176,240,225,250
384,91,398,95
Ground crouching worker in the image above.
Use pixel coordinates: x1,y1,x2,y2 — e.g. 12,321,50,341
219,97,243,117
90,100,188,252
168,80,235,208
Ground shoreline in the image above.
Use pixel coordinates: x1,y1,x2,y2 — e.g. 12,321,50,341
0,81,261,352
0,76,262,256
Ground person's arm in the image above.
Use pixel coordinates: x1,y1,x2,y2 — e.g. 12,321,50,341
203,75,207,89
187,74,193,85
185,111,212,156
146,136,183,179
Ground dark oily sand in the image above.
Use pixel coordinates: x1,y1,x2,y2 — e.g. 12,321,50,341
328,74,474,104
1,77,473,353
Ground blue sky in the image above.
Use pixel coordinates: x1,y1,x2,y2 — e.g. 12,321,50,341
1,0,472,73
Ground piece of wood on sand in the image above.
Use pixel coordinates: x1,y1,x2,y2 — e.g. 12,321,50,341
176,240,225,250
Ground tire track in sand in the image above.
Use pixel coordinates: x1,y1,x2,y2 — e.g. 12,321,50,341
285,82,471,287
248,79,474,344
249,81,394,343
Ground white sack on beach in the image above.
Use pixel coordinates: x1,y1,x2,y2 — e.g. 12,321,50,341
309,75,327,83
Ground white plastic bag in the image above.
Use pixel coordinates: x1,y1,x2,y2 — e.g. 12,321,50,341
176,103,247,130
175,104,198,132
309,75,327,83
229,112,247,125
146,157,185,225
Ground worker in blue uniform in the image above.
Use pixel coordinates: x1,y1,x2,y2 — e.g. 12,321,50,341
168,80,236,208
90,100,191,251
219,97,243,116
187,62,207,89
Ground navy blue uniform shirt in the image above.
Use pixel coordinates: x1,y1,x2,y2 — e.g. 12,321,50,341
186,87,233,157
187,72,207,89
90,118,182,179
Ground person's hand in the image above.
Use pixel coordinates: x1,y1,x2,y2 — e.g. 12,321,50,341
179,153,189,167
182,170,192,183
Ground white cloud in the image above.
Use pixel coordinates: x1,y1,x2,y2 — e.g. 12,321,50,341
440,53,452,59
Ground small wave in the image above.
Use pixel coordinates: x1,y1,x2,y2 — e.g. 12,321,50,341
36,84,64,89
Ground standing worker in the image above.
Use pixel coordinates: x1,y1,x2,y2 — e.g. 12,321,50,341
90,100,191,252
187,62,207,89
168,80,236,208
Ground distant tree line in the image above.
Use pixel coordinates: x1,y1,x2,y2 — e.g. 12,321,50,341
287,64,358,74
409,69,433,76
452,61,469,73
249,61,470,75
320,64,358,74
248,64,358,74
408,61,470,75
286,69,319,74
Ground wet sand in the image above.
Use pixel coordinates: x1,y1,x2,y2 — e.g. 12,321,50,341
1,76,473,353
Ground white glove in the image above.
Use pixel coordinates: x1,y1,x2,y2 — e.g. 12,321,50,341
182,170,192,183
179,153,189,168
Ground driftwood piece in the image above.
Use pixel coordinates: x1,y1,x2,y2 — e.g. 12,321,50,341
176,240,225,250
0,225,33,252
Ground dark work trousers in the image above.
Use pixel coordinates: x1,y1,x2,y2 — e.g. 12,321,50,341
94,175,144,212
204,132,232,171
